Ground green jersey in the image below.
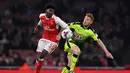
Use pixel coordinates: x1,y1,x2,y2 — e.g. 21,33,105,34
68,22,99,43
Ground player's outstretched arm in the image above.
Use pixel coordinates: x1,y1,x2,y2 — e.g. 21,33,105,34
55,17,69,41
56,28,64,41
33,20,42,33
97,39,114,59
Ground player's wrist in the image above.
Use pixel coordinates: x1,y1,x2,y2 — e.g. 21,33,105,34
104,50,109,54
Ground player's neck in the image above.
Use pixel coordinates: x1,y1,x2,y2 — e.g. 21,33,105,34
45,13,53,18
83,23,92,29
83,25,89,29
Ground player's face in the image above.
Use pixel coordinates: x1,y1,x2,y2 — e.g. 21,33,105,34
46,8,55,18
83,16,93,27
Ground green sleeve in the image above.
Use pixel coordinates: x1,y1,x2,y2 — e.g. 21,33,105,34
69,24,79,28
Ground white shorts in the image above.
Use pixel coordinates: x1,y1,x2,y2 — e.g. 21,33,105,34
36,38,58,53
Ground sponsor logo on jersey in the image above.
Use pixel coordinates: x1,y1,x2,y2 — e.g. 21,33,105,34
50,22,54,25
44,26,55,31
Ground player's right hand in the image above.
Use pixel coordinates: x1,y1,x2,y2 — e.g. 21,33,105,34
56,34,61,41
105,52,114,59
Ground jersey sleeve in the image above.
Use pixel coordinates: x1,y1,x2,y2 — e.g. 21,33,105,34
39,13,45,19
90,30,99,41
38,13,45,26
55,17,69,29
37,20,42,26
69,22,81,29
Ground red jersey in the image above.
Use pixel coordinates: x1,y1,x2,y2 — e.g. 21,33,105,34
38,13,68,43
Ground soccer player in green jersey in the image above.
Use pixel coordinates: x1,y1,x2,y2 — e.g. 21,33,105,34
61,13,114,73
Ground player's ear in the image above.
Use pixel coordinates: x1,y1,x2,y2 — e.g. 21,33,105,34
45,9,48,13
90,20,93,24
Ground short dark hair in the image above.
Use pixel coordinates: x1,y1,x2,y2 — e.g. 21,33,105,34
86,13,94,22
44,3,56,10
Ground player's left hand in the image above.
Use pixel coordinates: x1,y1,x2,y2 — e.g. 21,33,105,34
56,34,61,41
105,52,114,59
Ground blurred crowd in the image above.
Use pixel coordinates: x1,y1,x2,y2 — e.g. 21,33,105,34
0,0,130,68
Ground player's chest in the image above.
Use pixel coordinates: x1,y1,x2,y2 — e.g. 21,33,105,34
42,18,56,28
74,29,91,39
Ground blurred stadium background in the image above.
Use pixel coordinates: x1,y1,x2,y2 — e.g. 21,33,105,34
0,0,130,73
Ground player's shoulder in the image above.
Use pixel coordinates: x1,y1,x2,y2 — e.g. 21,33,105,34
52,15,59,19
87,26,96,33
52,15,62,21
39,13,46,18
87,26,99,38
68,22,82,26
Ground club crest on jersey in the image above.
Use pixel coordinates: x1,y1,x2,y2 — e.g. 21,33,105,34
50,22,54,25
42,20,44,22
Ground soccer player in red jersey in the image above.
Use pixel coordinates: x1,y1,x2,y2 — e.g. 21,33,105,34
33,3,69,73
